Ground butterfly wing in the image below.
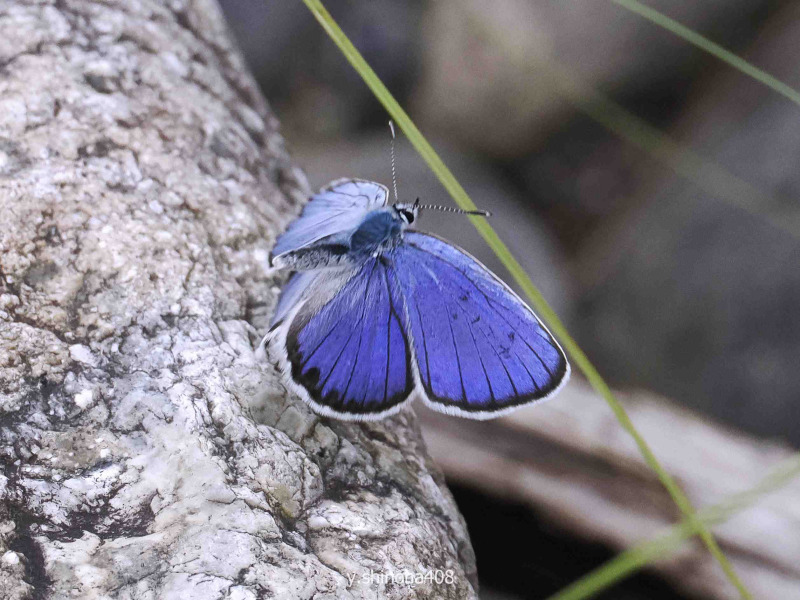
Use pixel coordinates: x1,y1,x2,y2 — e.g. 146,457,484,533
267,258,414,420
271,179,389,266
269,270,322,330
391,232,569,419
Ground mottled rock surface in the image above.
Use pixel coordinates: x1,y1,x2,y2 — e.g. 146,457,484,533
0,1,477,598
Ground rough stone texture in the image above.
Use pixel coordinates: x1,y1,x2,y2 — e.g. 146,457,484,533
0,1,477,599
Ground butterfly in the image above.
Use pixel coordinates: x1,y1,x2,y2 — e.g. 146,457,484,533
264,178,570,420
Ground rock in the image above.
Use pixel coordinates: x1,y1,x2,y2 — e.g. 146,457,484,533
0,1,477,598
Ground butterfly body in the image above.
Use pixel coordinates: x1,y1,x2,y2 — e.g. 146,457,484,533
349,209,406,254
266,179,569,421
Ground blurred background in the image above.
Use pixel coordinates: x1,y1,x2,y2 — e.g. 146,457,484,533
218,1,800,598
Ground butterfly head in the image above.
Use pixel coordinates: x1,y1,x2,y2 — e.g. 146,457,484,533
385,122,489,226
393,198,420,226
394,197,491,225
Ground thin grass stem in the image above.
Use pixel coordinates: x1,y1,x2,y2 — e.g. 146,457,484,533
460,3,800,242
299,1,751,597
546,67,800,238
613,0,800,107
548,454,800,600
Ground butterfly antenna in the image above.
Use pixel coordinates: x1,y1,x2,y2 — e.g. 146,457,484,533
417,201,492,218
388,122,489,218
389,120,399,203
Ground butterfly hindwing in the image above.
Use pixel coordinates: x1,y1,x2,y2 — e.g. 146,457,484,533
390,232,569,418
269,270,322,330
271,179,389,264
271,258,414,420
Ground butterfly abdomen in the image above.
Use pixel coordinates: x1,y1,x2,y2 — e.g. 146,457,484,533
271,242,352,270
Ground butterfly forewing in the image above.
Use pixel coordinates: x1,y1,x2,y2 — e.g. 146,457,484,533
271,179,389,262
390,232,569,418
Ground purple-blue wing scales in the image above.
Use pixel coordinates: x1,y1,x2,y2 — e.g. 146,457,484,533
391,232,569,418
271,179,388,262
279,258,413,419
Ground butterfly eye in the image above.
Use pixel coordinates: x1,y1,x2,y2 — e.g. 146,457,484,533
399,209,415,225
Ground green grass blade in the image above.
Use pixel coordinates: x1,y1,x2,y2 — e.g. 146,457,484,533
548,454,800,600
613,0,800,107
545,67,800,238
457,2,800,240
299,1,751,597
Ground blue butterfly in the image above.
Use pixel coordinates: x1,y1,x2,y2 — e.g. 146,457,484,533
265,178,570,420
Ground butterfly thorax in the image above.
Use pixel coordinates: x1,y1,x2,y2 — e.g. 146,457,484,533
349,208,406,256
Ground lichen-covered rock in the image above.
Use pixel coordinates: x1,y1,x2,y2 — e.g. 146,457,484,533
0,1,477,598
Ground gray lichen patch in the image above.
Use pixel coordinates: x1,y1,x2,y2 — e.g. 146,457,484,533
0,138,30,178
0,323,69,406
